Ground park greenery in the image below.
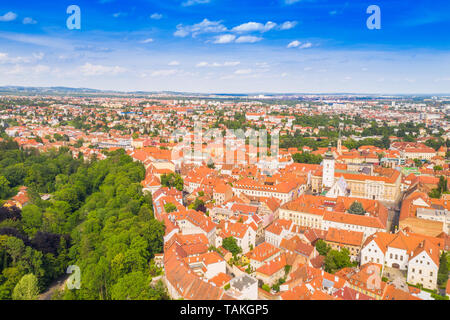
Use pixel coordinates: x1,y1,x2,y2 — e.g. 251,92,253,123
0,140,168,300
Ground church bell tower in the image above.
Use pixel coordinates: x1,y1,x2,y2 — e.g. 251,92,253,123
322,144,335,189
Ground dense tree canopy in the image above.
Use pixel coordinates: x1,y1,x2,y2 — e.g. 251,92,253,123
12,273,39,300
160,173,184,191
324,248,354,274
292,153,323,165
0,141,168,300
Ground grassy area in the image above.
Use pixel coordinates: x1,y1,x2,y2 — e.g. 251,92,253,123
431,293,449,300
407,282,449,300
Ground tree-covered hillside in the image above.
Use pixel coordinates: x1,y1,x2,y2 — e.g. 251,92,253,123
0,140,167,300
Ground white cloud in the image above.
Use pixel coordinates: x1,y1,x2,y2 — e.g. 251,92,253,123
0,52,32,64
212,34,262,44
279,21,298,30
232,21,276,33
287,40,301,48
0,53,8,62
140,38,154,43
176,19,297,42
196,61,240,67
150,13,163,20
224,61,240,67
182,0,211,7
23,17,37,25
174,19,227,38
0,12,17,22
213,34,236,44
168,61,180,66
287,40,313,49
299,42,312,49
80,63,127,76
235,36,263,43
264,22,277,32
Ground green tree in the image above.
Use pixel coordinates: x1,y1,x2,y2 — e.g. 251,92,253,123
348,201,365,215
437,252,448,288
292,153,323,164
381,135,390,149
160,173,184,191
0,267,22,300
21,204,43,237
324,248,353,274
429,176,448,199
0,175,11,199
222,237,242,257
111,271,151,300
5,237,25,266
188,197,206,213
413,159,423,168
438,176,448,194
164,202,177,213
12,273,40,300
429,188,442,199
315,239,330,256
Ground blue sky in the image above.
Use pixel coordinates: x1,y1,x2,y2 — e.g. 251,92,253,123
0,0,450,94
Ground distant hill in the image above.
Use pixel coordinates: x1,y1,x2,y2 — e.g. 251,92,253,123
0,86,448,100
